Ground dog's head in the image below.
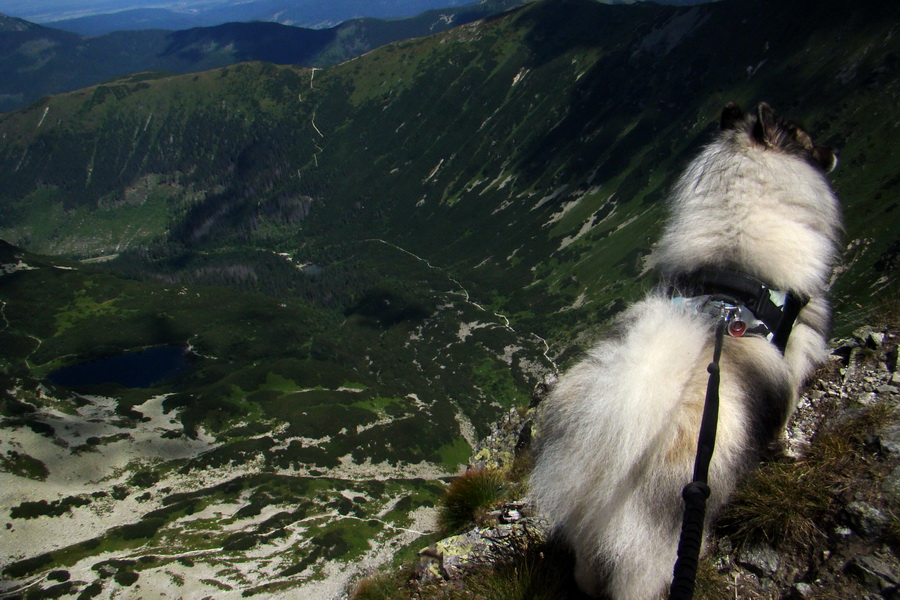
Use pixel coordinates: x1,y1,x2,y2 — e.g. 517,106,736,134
720,102,837,173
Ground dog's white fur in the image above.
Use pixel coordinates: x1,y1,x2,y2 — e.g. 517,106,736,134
529,103,841,600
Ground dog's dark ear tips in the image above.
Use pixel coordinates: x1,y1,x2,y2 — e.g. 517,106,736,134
752,102,777,145
720,103,744,130
813,146,838,173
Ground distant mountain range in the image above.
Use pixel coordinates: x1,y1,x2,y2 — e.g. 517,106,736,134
47,0,486,35
0,0,479,28
0,1,525,112
1,0,717,34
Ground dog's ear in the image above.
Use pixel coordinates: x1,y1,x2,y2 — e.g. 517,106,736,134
792,127,815,151
752,102,777,146
720,102,744,130
812,146,838,172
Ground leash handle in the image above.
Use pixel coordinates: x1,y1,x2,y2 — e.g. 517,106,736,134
670,310,729,600
670,482,710,599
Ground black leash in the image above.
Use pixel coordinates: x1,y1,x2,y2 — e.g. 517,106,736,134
669,304,731,600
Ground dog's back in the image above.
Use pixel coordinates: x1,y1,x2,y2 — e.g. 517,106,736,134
530,103,841,600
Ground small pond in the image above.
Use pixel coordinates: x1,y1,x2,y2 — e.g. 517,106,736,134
47,345,192,389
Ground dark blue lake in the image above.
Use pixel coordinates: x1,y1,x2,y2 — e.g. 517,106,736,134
47,345,192,389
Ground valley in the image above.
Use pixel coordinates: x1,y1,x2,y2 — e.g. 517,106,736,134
0,241,549,598
0,0,899,597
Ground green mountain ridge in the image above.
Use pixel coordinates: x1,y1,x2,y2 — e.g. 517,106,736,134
1,0,899,596
2,0,897,339
0,0,524,113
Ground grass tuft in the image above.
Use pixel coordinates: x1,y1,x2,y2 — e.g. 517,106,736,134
350,567,414,600
717,458,831,548
719,401,897,548
454,536,579,600
437,468,508,536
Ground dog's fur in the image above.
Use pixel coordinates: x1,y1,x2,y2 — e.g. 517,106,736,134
529,103,841,600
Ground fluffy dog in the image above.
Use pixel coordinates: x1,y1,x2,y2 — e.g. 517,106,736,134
529,102,841,599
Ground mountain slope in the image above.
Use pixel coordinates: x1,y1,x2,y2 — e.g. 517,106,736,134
47,8,208,35
0,1,524,113
2,0,896,338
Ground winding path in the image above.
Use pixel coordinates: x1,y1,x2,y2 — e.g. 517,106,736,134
362,238,558,374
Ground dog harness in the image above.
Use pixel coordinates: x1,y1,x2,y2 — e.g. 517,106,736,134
668,267,808,353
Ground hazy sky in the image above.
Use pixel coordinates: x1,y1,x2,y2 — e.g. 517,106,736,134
0,1,256,22
0,0,467,23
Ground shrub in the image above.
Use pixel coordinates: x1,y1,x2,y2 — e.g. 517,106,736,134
114,570,139,586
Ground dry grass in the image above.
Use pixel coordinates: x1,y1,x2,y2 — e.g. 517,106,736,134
452,538,577,600
692,557,731,600
405,534,583,600
719,401,896,549
350,568,413,600
349,537,581,600
717,457,832,547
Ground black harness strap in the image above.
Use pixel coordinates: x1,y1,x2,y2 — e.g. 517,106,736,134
670,267,809,353
669,308,728,600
